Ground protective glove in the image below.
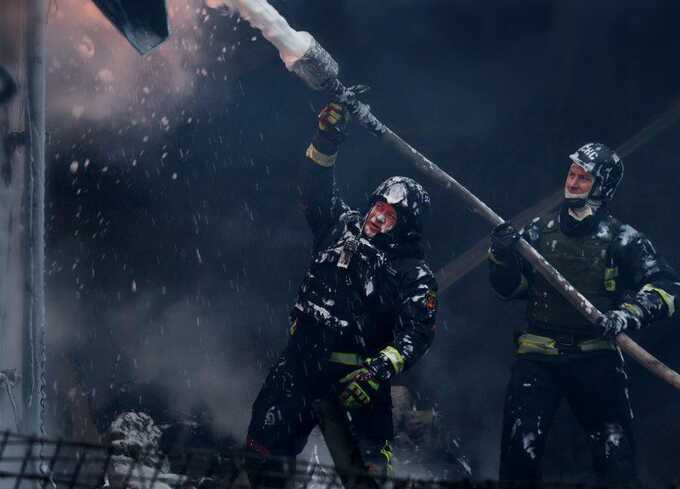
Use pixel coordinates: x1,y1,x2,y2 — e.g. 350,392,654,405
338,351,397,410
598,284,674,338
489,222,520,262
338,367,380,409
317,102,350,143
306,102,350,167
597,303,644,338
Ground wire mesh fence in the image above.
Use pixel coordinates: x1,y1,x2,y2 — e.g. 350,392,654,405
0,431,677,489
0,431,207,489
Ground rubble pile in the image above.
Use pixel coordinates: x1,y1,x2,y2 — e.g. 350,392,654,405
104,411,187,489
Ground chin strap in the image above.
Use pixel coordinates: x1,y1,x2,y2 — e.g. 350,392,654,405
567,205,594,221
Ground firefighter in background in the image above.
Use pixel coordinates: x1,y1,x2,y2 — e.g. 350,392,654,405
244,102,438,488
489,143,679,485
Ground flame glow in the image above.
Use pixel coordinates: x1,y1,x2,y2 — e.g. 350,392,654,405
45,0,208,122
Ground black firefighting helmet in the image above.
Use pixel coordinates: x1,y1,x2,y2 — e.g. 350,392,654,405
568,142,624,201
368,176,431,241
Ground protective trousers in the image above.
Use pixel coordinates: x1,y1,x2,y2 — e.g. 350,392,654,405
245,330,393,489
499,351,636,485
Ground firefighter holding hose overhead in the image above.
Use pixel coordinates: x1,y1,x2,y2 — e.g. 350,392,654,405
244,102,438,488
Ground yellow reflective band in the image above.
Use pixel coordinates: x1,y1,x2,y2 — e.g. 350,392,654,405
621,302,644,318
305,143,337,167
380,441,394,465
516,333,559,355
579,338,616,352
604,267,618,292
517,333,615,355
364,441,393,477
289,318,298,336
604,267,619,280
329,352,364,366
380,346,405,374
642,283,676,317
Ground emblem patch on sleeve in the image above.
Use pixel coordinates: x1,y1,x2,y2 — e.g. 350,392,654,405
425,290,437,312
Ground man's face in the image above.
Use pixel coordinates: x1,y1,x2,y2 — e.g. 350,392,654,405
362,201,397,238
565,162,594,197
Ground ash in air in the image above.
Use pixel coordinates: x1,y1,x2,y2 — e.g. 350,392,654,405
1,0,680,488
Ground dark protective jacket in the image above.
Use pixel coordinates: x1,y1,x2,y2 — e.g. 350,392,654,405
293,154,437,369
490,205,679,340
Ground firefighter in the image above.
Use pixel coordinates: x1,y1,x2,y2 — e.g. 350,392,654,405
489,142,679,485
244,102,438,488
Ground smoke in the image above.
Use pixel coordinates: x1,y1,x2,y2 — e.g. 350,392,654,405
47,268,285,441
113,292,266,440
413,308,512,479
45,0,229,124
31,1,680,486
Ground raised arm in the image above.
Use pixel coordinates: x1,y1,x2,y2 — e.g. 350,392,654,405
299,102,351,247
